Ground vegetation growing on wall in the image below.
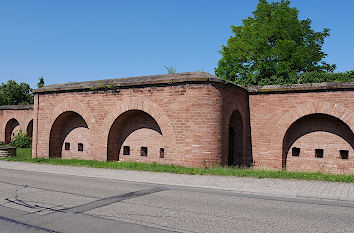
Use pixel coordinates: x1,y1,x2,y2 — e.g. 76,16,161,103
251,70,354,86
89,81,118,91
164,65,176,74
37,77,45,88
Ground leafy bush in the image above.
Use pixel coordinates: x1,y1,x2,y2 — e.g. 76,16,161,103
233,70,354,86
9,130,32,148
290,70,354,84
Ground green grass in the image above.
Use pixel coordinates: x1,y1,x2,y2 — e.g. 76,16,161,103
2,148,353,183
13,147,33,159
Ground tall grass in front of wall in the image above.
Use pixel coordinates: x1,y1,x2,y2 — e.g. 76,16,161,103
15,147,33,160
1,130,33,160
1,147,353,183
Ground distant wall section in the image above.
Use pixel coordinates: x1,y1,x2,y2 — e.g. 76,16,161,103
0,105,34,144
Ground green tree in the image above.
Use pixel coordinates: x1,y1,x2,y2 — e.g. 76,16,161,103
37,76,45,88
215,0,336,86
0,80,34,105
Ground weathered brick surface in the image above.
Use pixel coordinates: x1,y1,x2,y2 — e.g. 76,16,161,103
249,90,354,174
108,110,165,163
0,73,353,174
285,114,353,174
50,111,90,159
0,106,33,143
220,85,251,166
32,77,237,167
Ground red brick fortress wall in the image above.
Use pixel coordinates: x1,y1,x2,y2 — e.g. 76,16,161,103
248,82,354,174
1,71,349,174
32,72,248,167
220,85,252,167
0,105,34,144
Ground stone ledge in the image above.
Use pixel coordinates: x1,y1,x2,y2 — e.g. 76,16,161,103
247,81,354,94
33,72,225,94
33,71,353,95
0,105,34,110
0,147,17,158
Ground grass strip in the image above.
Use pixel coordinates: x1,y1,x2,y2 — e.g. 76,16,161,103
2,148,353,183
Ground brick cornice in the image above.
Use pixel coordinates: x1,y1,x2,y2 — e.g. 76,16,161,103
247,81,354,94
33,72,225,94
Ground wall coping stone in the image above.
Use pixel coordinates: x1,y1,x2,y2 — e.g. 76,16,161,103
0,105,34,110
33,72,226,93
0,146,17,158
0,146,17,149
247,81,354,94
33,71,353,94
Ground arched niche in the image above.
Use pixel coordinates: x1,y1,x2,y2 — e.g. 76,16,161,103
107,110,165,162
49,111,90,159
5,118,20,144
283,113,353,173
227,110,243,166
26,120,33,138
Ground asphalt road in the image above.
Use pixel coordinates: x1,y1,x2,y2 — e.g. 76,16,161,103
0,168,353,233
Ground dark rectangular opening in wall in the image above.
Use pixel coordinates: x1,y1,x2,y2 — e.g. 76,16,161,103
141,147,147,157
292,147,300,157
315,149,323,158
78,143,83,152
160,148,165,158
65,142,70,151
123,146,130,155
340,150,349,159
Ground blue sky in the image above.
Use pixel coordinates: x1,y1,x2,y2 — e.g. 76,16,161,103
1,0,353,88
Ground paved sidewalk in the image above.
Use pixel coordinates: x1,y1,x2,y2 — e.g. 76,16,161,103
0,161,353,202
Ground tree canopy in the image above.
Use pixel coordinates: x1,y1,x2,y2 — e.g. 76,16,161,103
0,80,33,105
215,0,339,86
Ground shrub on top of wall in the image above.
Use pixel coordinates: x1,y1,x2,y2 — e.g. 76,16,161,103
9,130,32,148
289,70,354,84
224,70,354,86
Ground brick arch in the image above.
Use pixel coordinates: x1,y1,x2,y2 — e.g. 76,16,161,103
223,104,248,166
47,99,94,131
98,98,176,161
282,113,354,171
49,111,90,158
2,116,24,143
107,110,164,161
5,118,20,144
227,110,243,166
0,109,34,143
279,102,352,133
224,105,247,132
46,99,94,158
270,101,354,169
26,119,33,138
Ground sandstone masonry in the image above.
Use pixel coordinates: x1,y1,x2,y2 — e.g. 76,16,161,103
0,72,353,174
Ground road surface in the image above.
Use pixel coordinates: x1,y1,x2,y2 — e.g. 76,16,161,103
0,165,353,233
